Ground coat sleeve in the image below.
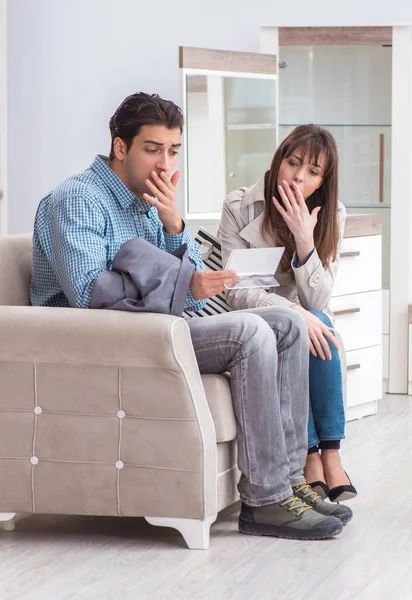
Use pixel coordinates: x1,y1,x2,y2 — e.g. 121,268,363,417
218,197,294,311
89,238,197,316
291,202,347,311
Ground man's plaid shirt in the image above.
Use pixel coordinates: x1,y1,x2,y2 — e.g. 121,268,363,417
30,155,206,312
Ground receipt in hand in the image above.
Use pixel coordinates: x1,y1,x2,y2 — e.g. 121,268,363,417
225,247,285,289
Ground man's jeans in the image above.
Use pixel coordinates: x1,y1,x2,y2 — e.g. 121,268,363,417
308,309,345,449
187,307,309,507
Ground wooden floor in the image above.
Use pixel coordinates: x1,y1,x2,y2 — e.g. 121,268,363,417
1,394,412,600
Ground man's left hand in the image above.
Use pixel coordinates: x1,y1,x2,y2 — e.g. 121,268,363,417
143,170,183,234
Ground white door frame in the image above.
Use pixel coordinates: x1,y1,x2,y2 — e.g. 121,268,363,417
260,25,412,395
388,26,412,394
0,0,7,235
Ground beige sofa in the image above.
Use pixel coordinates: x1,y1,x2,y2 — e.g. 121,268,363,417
0,234,240,549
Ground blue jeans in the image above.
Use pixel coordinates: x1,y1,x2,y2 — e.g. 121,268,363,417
308,310,345,449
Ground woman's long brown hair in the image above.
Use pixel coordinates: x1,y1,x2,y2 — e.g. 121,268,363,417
262,124,339,273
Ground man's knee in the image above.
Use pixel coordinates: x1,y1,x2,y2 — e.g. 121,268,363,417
287,307,307,330
264,306,307,338
229,312,275,352
245,306,308,348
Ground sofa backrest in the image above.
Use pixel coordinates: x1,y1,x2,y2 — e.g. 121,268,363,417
0,234,32,306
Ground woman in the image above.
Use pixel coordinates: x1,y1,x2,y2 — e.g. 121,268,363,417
218,124,357,503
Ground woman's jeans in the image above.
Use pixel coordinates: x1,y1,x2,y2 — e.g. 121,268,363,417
308,309,345,449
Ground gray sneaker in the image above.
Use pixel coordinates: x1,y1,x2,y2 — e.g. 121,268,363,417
292,482,353,525
238,495,343,540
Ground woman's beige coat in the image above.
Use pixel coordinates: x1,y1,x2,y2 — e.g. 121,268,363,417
217,175,346,320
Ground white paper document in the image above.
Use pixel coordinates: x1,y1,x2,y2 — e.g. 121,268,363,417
225,247,285,289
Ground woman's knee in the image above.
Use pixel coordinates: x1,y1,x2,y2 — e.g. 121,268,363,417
309,309,332,328
308,309,341,357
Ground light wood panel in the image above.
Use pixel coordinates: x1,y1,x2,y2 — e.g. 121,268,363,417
340,251,361,258
179,46,277,75
186,74,207,93
279,26,392,46
344,214,382,238
334,307,360,316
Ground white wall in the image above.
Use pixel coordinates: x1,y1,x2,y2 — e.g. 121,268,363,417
6,0,412,233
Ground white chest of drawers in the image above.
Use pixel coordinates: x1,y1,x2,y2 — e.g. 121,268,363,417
330,216,383,421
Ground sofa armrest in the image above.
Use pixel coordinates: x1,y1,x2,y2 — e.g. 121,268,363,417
0,306,193,369
0,306,218,519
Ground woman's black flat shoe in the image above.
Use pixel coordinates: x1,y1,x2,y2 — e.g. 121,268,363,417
328,473,357,503
308,480,330,499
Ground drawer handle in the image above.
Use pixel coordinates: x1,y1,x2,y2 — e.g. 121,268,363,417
341,251,360,258
334,307,361,316
347,363,361,372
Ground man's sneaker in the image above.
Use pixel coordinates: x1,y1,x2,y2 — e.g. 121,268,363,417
292,482,353,525
238,495,343,540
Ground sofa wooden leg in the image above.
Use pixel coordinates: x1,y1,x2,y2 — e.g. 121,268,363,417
145,515,217,549
0,513,16,531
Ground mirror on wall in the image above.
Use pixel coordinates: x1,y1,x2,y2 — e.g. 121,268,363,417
185,73,277,216
180,47,278,218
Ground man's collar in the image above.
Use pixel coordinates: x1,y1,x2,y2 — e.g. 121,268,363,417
90,155,152,212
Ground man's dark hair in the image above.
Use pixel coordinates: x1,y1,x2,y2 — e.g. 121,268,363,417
109,92,184,160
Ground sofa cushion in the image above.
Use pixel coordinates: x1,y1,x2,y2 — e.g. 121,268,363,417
201,374,236,443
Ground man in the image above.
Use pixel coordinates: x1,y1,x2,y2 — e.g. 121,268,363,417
31,92,351,539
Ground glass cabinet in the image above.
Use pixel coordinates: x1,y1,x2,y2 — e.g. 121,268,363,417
276,40,392,288
278,44,392,208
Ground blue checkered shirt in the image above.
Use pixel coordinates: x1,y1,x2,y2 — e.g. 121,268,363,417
30,155,206,312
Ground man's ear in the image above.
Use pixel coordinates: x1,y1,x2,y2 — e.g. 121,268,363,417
112,137,127,161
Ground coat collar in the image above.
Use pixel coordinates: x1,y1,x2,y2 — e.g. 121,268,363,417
239,212,272,248
242,173,265,207
238,174,272,248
